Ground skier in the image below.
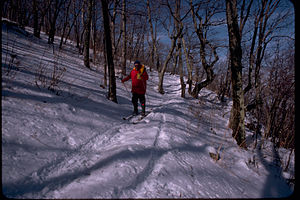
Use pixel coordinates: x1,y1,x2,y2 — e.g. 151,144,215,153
122,60,149,116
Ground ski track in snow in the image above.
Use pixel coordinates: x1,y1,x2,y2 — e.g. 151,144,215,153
40,80,188,198
2,20,294,198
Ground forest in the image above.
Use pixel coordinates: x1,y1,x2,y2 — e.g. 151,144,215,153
2,0,295,152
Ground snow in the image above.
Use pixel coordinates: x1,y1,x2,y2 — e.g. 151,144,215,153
2,19,294,198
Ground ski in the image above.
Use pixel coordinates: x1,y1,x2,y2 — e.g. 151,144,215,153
122,113,138,120
131,111,152,124
123,109,153,122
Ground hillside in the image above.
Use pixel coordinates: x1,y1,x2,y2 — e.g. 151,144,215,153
2,20,294,198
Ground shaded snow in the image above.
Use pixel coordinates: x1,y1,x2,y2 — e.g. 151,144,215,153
2,19,294,198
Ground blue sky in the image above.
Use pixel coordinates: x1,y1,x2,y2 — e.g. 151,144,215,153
153,0,294,67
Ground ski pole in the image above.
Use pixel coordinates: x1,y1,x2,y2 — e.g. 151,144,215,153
122,81,131,99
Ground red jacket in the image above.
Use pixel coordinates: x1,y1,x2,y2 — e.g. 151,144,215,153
122,65,148,94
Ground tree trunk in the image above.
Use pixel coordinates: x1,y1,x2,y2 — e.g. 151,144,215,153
147,0,159,72
158,35,177,94
218,56,231,102
59,0,72,49
48,0,63,44
178,42,185,98
159,0,184,95
33,0,39,38
83,0,93,69
182,37,193,94
103,36,108,87
64,2,82,45
226,0,246,148
174,0,185,98
101,0,118,103
33,0,51,39
189,0,218,98
121,0,127,75
74,6,80,49
92,0,97,63
171,45,179,75
110,0,117,58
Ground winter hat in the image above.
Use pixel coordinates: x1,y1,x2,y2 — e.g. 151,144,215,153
134,60,141,65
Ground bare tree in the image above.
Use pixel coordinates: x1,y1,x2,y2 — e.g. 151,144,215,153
63,0,83,46
59,0,72,49
33,0,39,37
158,29,180,94
101,0,118,103
32,0,52,38
262,45,294,149
147,0,160,71
121,0,127,75
189,0,219,98
3,0,32,28
174,0,186,98
157,0,184,94
109,0,117,55
48,0,63,44
83,0,93,68
181,35,193,94
225,0,246,148
217,55,231,102
240,0,293,149
243,0,283,96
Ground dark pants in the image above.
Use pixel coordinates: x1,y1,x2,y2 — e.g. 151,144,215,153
132,93,145,114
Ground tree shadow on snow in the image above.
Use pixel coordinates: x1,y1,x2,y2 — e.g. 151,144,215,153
256,140,293,198
2,77,130,120
2,142,208,198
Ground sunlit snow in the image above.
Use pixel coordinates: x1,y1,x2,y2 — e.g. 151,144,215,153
2,19,294,198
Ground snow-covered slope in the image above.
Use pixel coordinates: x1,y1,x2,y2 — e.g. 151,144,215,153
2,20,294,198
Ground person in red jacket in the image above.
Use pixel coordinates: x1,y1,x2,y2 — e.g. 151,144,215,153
122,60,149,115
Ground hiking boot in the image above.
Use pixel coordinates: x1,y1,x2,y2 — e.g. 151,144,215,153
133,109,138,116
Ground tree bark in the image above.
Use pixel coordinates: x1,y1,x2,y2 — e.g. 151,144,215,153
101,0,118,103
59,0,72,49
48,0,63,44
110,0,118,59
158,33,178,94
83,0,93,69
33,0,39,37
178,42,185,98
158,0,184,95
226,0,246,148
174,0,185,98
189,0,218,98
182,36,193,94
121,0,127,75
147,0,159,72
171,45,179,75
33,0,51,38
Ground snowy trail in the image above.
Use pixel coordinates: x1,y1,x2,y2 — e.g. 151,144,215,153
28,77,192,198
2,21,293,198
34,76,188,198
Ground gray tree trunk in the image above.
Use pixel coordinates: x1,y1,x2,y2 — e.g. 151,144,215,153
101,0,118,103
226,0,246,148
158,35,177,94
83,0,93,69
189,0,218,98
147,0,159,71
48,0,63,44
181,37,193,94
121,0,127,75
